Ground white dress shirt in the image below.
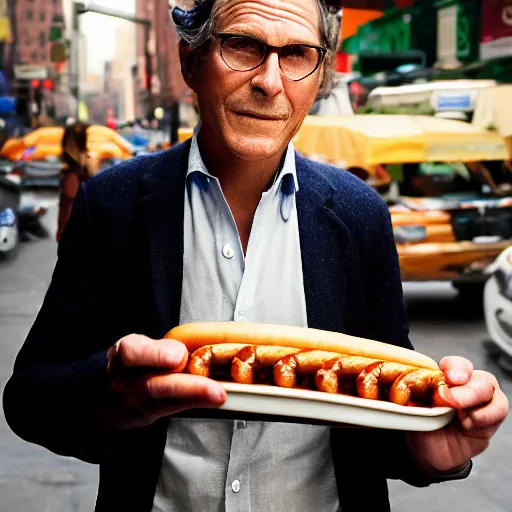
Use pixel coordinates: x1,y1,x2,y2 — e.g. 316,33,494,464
151,132,340,512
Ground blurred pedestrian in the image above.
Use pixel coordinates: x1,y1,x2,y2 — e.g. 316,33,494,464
106,108,118,131
57,122,97,242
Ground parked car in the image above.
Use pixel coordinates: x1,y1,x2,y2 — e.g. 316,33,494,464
483,246,512,371
295,115,511,298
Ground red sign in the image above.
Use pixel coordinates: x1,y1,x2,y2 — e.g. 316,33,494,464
336,52,351,73
481,0,512,60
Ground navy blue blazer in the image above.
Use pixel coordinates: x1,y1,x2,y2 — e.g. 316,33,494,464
3,141,465,511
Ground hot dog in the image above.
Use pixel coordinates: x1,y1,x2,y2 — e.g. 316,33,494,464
165,322,447,407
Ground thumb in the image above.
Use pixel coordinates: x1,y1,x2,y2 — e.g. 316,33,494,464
439,356,473,386
433,384,458,408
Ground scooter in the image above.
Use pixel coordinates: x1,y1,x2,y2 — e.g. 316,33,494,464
0,158,20,258
0,160,49,259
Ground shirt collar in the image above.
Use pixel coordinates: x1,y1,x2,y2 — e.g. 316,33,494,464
187,125,299,194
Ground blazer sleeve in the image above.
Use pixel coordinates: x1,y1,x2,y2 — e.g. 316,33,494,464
2,184,113,464
363,202,472,487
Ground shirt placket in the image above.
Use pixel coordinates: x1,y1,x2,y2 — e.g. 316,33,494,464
232,192,272,324
209,178,252,511
224,421,252,512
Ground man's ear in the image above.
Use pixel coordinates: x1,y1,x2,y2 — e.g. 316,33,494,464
179,40,198,91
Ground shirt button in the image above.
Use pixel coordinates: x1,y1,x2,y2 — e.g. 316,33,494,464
231,480,241,493
222,244,234,259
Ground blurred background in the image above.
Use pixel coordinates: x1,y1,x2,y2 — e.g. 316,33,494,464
1,0,512,511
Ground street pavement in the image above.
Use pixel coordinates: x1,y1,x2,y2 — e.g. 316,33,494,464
0,195,511,511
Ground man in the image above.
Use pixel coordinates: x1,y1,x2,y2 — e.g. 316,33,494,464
3,1,508,511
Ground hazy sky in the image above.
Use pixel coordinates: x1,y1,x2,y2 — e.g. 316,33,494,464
80,0,136,75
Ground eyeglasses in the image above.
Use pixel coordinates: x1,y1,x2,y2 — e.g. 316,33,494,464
216,33,327,82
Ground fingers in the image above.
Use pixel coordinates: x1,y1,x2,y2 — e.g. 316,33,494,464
439,356,474,386
103,334,228,431
113,371,227,407
144,373,227,403
137,374,227,428
111,334,189,371
106,373,228,430
457,382,509,431
448,370,495,410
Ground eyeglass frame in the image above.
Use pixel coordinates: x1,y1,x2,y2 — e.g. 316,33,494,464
215,33,328,82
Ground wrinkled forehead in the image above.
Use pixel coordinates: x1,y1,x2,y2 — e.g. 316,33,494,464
214,0,322,46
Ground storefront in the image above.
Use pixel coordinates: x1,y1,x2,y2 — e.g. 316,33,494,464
341,3,438,75
476,0,512,82
480,0,512,61
342,0,512,83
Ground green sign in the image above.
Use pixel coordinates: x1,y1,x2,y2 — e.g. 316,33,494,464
341,4,438,71
456,0,481,63
350,9,412,54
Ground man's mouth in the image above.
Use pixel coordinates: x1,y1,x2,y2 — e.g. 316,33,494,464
234,110,288,121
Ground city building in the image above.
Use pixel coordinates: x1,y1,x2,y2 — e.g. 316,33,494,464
135,0,197,131
7,0,64,70
102,20,137,122
2,0,76,126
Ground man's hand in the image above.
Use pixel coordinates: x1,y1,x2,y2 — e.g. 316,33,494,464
406,356,509,474
100,334,227,431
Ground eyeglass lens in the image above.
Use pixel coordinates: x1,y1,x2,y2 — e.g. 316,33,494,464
220,37,322,81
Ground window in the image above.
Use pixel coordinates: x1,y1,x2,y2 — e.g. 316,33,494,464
31,51,38,62
26,9,33,21
40,10,45,22
40,31,46,48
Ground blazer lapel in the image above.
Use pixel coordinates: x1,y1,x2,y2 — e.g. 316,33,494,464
296,153,353,335
137,142,191,338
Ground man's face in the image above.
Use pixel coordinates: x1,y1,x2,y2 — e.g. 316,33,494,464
189,0,323,162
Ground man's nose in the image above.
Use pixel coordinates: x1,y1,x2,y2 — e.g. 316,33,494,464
250,52,284,98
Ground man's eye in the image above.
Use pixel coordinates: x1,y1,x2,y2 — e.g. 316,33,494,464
227,38,261,55
282,45,308,61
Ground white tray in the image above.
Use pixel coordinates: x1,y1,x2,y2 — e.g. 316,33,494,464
219,382,455,432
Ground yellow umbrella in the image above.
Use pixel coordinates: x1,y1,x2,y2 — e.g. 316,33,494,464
293,115,509,168
0,137,25,160
87,125,134,154
1,124,134,161
22,126,64,147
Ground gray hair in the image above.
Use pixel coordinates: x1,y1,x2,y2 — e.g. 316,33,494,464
175,0,340,99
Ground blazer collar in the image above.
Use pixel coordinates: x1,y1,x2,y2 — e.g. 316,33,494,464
295,153,352,334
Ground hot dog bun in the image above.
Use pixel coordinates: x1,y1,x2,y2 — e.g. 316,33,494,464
165,322,439,371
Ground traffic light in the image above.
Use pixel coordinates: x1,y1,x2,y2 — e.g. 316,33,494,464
50,41,68,63
49,26,63,42
49,13,67,63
